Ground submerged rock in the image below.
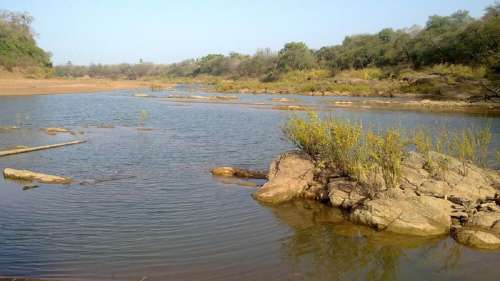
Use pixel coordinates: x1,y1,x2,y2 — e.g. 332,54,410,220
271,97,299,103
3,168,71,184
42,127,73,135
210,167,267,179
271,105,309,111
0,126,20,133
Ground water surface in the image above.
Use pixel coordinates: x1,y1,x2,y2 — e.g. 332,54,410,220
0,87,499,281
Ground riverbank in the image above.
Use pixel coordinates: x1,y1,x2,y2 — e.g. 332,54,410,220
0,77,171,96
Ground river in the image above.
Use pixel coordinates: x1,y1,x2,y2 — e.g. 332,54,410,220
0,86,499,281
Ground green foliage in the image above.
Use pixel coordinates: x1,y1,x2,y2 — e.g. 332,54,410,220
284,113,405,189
366,129,404,189
285,113,495,189
0,10,51,71
282,112,328,159
430,64,487,79
138,110,149,126
449,128,476,175
322,117,362,175
276,42,316,72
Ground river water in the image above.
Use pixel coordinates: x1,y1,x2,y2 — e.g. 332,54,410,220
0,86,499,281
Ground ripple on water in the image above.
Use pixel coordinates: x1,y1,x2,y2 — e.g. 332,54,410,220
0,89,499,281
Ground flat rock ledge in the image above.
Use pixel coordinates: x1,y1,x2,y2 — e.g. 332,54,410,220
3,168,72,184
252,150,500,249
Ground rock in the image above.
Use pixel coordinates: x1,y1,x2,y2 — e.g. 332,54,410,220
452,228,500,249
3,168,71,184
211,95,238,100
137,127,155,132
22,184,39,191
42,127,73,135
271,105,309,111
400,151,499,203
466,211,500,230
271,97,299,103
252,151,315,204
210,167,267,179
327,178,367,209
350,194,452,236
0,126,19,133
478,202,499,212
451,211,469,219
456,210,500,249
303,182,329,202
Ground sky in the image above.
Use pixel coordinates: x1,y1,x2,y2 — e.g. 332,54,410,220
0,0,496,65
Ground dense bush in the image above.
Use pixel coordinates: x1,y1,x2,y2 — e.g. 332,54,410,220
0,10,51,71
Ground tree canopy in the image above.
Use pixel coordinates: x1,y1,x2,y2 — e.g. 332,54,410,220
0,10,51,71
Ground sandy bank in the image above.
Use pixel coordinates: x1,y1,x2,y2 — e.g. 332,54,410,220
0,77,171,96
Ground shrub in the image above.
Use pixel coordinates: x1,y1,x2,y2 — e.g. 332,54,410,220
322,117,362,175
366,129,404,189
429,64,487,80
449,129,475,176
284,112,494,188
284,113,405,189
282,112,328,159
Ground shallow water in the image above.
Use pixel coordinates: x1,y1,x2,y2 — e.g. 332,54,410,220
0,86,499,281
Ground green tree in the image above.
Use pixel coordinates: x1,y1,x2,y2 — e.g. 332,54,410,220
276,42,315,72
0,10,51,70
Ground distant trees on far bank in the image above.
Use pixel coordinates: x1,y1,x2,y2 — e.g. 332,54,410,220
2,3,498,81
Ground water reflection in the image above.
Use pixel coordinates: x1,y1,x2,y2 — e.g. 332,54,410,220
264,200,500,281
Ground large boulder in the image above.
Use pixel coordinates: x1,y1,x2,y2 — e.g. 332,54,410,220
350,191,452,236
252,151,315,204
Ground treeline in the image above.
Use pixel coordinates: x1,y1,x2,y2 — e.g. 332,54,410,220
0,10,52,71
54,3,499,81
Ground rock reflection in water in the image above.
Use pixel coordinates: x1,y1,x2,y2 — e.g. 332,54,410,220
263,199,500,281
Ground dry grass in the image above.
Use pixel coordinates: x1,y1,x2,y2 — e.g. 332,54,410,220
285,111,494,188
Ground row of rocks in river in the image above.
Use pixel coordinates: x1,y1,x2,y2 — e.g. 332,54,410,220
252,151,500,249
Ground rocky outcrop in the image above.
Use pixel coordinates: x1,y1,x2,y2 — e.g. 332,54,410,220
3,168,72,184
252,151,315,203
253,150,500,249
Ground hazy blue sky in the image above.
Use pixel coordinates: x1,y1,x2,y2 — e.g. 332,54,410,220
0,0,495,65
